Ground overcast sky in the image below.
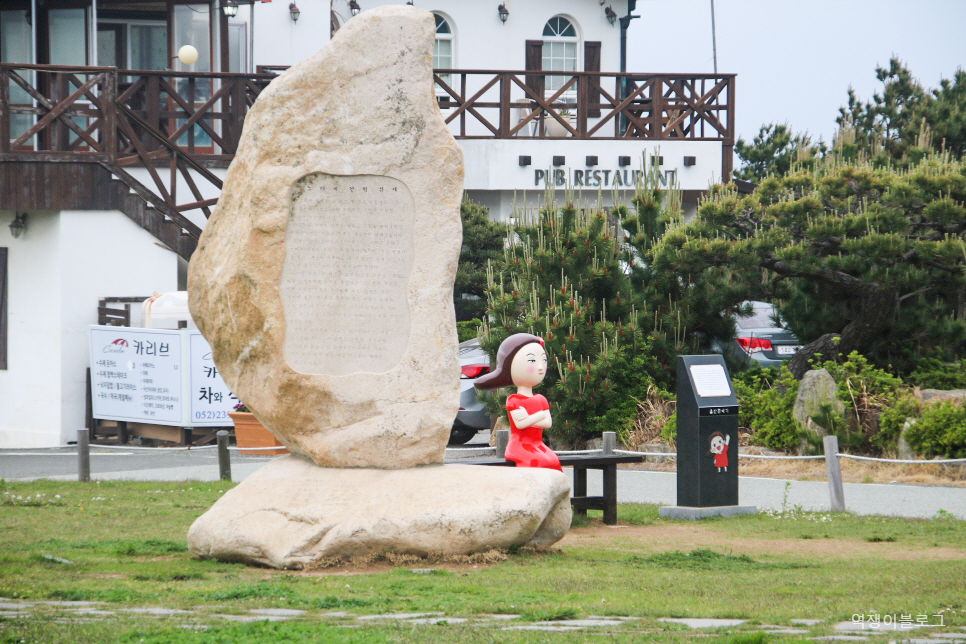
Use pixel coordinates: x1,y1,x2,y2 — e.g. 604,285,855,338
626,0,966,148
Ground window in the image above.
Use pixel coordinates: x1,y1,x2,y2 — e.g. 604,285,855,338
1,11,33,140
433,13,454,91
541,16,578,94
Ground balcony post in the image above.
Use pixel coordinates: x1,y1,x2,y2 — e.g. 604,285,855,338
650,75,664,140
102,70,117,163
499,72,511,139
0,68,10,153
576,73,588,138
146,74,161,152
722,75,736,182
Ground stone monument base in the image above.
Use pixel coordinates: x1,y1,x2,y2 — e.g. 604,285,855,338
658,505,758,521
188,456,572,569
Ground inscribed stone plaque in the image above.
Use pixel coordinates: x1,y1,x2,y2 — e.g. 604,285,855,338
280,173,415,376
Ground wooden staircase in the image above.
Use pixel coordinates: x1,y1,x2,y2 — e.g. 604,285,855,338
101,163,200,261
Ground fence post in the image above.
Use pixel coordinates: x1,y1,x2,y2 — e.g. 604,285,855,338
495,429,509,460
77,428,90,483
217,430,232,481
823,435,845,512
602,431,616,456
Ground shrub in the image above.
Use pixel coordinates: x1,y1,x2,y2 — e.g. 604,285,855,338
733,366,801,450
456,318,482,343
905,358,966,390
904,400,966,459
876,393,922,453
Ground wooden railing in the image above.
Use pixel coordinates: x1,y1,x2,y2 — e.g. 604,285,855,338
433,69,735,142
0,64,735,239
0,63,275,239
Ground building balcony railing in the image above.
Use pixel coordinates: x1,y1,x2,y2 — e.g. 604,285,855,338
0,63,735,239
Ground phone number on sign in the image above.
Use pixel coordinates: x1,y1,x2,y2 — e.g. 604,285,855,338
194,411,228,421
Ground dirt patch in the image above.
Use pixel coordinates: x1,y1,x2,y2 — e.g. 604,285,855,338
297,549,515,577
561,524,964,561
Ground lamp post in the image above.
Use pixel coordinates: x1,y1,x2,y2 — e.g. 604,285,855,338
497,4,509,23
222,0,238,18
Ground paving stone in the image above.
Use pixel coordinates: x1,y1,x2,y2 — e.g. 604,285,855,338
835,621,926,632
794,620,826,626
890,640,947,644
36,601,101,607
0,602,32,610
358,612,443,620
0,611,29,618
248,608,304,617
69,609,115,616
118,607,193,616
766,629,811,635
810,637,871,642
659,618,748,628
213,614,293,623
536,619,636,627
587,615,640,621
406,617,468,625
319,612,350,618
504,625,585,631
410,569,437,574
480,614,520,620
930,635,966,640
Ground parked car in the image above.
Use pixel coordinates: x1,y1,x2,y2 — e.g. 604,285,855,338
715,302,802,369
451,338,492,445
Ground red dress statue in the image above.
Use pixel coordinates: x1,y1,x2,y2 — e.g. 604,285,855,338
474,333,562,472
505,393,562,471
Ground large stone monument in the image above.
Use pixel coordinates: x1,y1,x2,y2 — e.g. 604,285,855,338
186,6,571,568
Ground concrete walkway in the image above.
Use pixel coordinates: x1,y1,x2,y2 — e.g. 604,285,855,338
3,447,965,520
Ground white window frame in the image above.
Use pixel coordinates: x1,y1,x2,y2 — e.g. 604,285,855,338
433,12,455,95
541,15,580,98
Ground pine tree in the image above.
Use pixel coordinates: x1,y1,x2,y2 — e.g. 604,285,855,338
649,152,966,377
454,199,506,322
479,184,667,445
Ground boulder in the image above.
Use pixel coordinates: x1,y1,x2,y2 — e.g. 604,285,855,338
793,368,846,437
897,418,916,460
187,456,573,569
919,389,966,402
187,6,464,469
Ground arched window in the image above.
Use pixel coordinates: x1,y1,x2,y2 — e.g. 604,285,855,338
433,13,454,91
542,16,578,93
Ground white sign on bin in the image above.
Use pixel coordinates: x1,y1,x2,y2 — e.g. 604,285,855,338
188,332,237,426
89,327,183,424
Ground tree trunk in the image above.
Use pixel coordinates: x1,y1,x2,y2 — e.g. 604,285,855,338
786,285,898,379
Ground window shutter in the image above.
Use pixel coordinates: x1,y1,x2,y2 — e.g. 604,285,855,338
584,41,602,117
525,40,544,99
0,248,7,370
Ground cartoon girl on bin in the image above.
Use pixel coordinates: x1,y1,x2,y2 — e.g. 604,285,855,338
474,333,562,471
709,431,730,472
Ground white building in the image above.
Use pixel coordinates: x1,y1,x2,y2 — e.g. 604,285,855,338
0,0,734,446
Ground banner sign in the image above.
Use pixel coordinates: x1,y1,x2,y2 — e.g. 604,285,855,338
89,326,236,427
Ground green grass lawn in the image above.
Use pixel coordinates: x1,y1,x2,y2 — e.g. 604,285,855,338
1,479,964,643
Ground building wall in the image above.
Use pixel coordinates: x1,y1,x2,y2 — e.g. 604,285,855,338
252,0,629,71
0,210,177,447
0,212,63,448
